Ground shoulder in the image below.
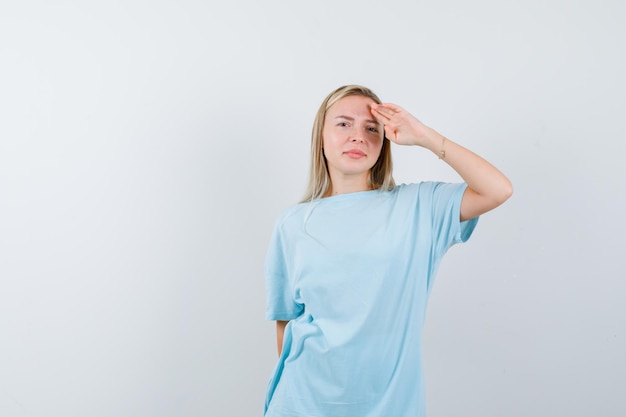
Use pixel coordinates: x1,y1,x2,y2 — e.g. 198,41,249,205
389,182,468,210
390,182,436,192
394,181,467,195
389,181,440,198
272,202,309,230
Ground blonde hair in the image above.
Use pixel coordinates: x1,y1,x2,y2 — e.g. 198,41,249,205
301,85,395,202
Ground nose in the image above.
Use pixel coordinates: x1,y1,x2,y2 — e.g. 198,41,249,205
350,135,364,143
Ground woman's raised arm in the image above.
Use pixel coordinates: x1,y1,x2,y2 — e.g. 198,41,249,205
371,103,512,220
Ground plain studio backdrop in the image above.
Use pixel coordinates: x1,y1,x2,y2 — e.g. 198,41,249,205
1,0,624,416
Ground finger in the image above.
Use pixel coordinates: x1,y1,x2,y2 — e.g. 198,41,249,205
372,105,396,119
371,105,394,121
380,103,405,113
384,125,397,141
371,108,390,125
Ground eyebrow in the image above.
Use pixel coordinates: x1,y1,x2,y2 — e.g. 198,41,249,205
334,115,381,125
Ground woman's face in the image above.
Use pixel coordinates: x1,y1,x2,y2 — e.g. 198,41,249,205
322,95,384,182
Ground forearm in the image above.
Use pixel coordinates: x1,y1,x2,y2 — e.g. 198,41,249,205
423,128,512,202
276,320,288,357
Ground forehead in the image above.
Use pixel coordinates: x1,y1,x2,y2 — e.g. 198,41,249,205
326,95,376,118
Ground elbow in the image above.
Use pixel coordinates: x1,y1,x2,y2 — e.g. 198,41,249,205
496,179,513,206
462,180,513,220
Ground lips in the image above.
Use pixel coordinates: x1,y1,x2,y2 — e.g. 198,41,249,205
344,149,366,159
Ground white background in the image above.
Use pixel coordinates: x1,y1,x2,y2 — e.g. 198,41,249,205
1,1,625,416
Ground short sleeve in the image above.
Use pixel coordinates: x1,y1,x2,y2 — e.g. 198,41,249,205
428,182,479,254
265,217,304,321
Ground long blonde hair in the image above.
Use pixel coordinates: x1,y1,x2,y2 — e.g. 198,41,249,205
301,85,395,202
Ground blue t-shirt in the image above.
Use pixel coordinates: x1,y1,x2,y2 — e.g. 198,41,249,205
264,182,478,417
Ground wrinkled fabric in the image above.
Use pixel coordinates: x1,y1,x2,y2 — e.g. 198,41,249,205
264,182,478,417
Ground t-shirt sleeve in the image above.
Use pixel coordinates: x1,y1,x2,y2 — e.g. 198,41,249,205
265,216,304,321
428,182,479,254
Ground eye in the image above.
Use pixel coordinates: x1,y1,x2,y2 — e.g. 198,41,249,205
338,122,350,127
368,126,379,133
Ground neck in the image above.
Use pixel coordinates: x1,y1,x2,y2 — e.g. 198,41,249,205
325,173,372,197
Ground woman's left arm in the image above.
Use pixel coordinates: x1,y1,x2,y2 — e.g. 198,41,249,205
371,103,513,221
430,135,512,221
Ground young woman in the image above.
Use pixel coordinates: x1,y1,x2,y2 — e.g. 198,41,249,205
264,85,512,417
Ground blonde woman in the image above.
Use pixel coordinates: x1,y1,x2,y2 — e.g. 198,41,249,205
264,85,512,417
